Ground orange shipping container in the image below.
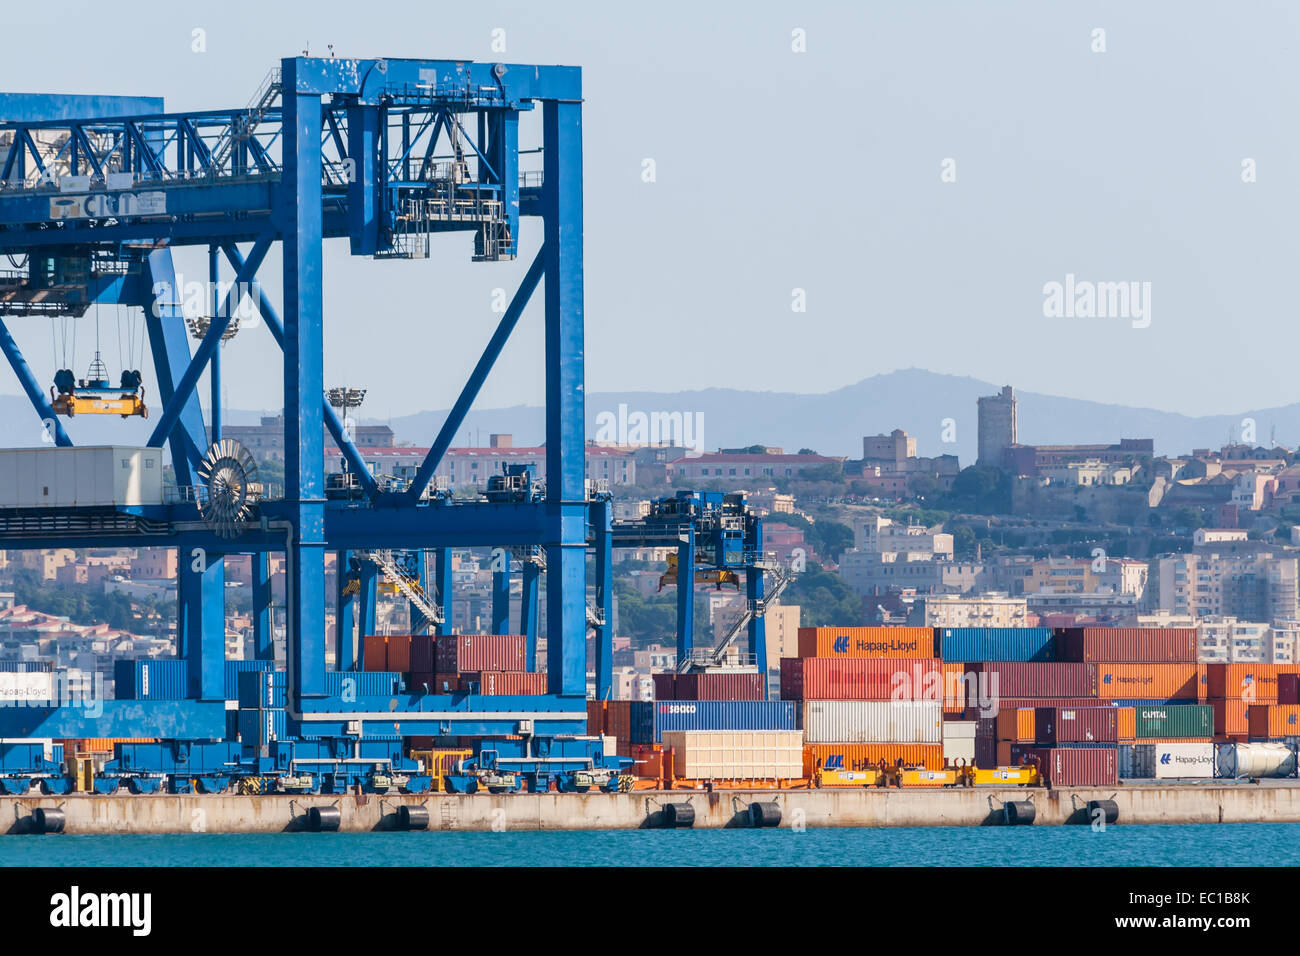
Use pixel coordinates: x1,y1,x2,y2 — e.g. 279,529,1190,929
1247,704,1300,739
67,738,157,754
942,662,968,709
1096,663,1199,700
1205,664,1300,701
1117,707,1136,743
994,707,1036,742
803,743,943,776
797,626,934,659
362,635,387,671
1212,700,1251,737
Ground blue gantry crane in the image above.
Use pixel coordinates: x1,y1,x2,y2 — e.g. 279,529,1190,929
0,56,781,791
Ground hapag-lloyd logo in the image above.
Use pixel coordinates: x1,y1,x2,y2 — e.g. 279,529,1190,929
832,636,922,655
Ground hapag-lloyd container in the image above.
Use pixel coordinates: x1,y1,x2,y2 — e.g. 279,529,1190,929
803,743,944,775
796,626,933,659
630,700,796,744
973,662,1097,698
1096,663,1199,701
936,627,1056,662
1134,704,1213,739
1056,627,1197,663
1118,707,1136,742
1025,746,1118,786
1247,704,1300,739
656,672,765,701
1205,663,1300,701
1034,706,1118,745
436,635,527,672
780,657,940,700
800,700,942,744
1152,742,1214,779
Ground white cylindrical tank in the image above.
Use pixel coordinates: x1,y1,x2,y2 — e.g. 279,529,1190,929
1215,742,1296,779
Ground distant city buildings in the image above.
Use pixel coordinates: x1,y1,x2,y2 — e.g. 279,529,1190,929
854,429,959,496
666,449,845,483
912,593,1029,628
977,385,1017,467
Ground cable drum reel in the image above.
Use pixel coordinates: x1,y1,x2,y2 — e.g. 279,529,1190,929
197,439,263,538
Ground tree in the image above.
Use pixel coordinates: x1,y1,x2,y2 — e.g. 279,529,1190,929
1173,507,1204,531
781,565,866,627
946,466,1011,515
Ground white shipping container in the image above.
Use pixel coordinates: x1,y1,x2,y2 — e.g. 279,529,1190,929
661,730,802,780
943,738,976,764
0,446,163,508
942,720,978,740
1153,742,1214,779
0,673,54,702
801,700,942,744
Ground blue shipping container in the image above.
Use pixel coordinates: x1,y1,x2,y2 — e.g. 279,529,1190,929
630,700,796,744
237,708,287,743
236,670,286,708
224,660,274,700
325,671,404,699
114,659,188,700
937,628,1056,662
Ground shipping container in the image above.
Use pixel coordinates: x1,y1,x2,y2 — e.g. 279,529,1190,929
1096,663,1199,701
1118,744,1153,779
780,657,940,701
1247,704,1300,740
1034,706,1118,745
223,660,273,700
362,635,388,672
672,672,765,701
113,659,187,700
628,743,666,780
937,627,1055,662
662,730,802,780
805,743,944,775
587,700,634,743
436,635,527,672
458,671,547,695
1134,704,1213,740
797,626,934,659
1205,663,1300,701
0,446,164,508
995,707,1037,742
1152,742,1215,779
1056,627,1197,663
801,700,943,744
1215,741,1298,778
1025,746,1118,786
943,737,976,765
1117,706,1136,742
236,669,284,708
0,660,54,672
1279,674,1300,706
976,662,1097,698
405,635,433,673
975,735,997,769
237,707,286,743
652,673,676,700
0,670,54,703
325,671,404,698
630,700,796,744
942,661,970,710
1212,699,1251,737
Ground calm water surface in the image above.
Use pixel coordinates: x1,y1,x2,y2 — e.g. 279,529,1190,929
0,823,1294,866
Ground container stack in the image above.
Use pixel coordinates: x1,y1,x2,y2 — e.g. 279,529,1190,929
782,626,944,775
359,633,543,696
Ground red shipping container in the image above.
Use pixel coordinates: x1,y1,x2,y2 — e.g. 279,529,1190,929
1212,700,1250,736
1205,664,1300,701
629,744,665,781
1024,746,1118,786
587,700,633,742
964,698,1102,719
1247,704,1300,739
410,635,436,673
436,635,527,672
780,657,940,701
362,635,387,672
1034,706,1118,745
1056,627,1197,663
1280,674,1300,706
460,671,547,695
674,673,765,700
407,671,438,692
387,635,413,673
976,662,1097,699
652,673,677,700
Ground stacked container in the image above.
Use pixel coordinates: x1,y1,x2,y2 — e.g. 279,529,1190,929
785,626,945,773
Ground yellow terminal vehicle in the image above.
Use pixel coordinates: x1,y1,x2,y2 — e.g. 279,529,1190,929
964,765,1041,787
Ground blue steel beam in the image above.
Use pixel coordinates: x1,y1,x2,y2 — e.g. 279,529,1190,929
402,248,545,504
0,317,71,446
181,550,225,701
521,559,540,667
491,548,511,634
280,65,327,702
542,98,587,698
593,498,613,700
146,233,271,449
335,550,356,669
433,547,452,637
252,550,274,660
141,249,208,485
676,524,696,663
747,519,769,700
208,245,221,443
0,700,226,739
358,561,377,637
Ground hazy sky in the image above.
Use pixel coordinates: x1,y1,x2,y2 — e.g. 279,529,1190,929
2,0,1297,426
